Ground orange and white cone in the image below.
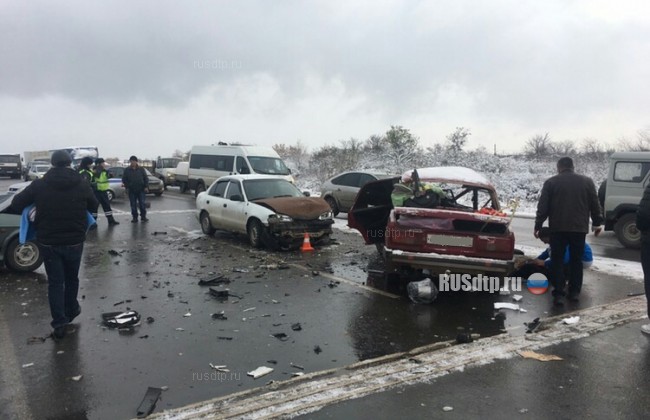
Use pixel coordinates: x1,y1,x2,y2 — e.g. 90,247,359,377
301,232,315,252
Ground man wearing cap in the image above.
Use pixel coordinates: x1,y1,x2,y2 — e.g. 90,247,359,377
122,155,149,223
93,158,119,226
11,150,98,339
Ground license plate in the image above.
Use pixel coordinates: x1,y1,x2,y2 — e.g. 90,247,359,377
426,234,473,247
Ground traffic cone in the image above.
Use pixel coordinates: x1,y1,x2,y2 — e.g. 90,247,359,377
301,232,315,252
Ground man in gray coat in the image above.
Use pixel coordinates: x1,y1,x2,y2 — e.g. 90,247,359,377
535,157,603,305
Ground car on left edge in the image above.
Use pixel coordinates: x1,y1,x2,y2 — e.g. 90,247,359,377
196,175,334,250
0,193,43,272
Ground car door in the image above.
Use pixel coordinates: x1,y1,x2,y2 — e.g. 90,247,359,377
335,172,361,212
220,180,248,232
204,180,228,229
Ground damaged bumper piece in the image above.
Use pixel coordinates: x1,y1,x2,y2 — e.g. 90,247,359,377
267,219,333,241
385,247,515,276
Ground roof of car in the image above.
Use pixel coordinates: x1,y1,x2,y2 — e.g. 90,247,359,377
216,174,289,182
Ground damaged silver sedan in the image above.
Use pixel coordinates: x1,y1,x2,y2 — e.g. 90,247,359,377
196,175,334,250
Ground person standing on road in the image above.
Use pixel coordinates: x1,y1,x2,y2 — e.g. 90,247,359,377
11,150,99,339
122,155,149,223
534,157,603,306
635,184,650,335
78,156,99,223
93,158,120,226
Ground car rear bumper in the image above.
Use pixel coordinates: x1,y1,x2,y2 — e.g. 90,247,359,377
384,247,515,276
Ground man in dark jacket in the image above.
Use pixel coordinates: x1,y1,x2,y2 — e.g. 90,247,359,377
535,157,603,305
11,150,98,339
122,155,149,223
635,184,650,335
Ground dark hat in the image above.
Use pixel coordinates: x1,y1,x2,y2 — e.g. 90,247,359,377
129,155,138,162
51,150,72,167
80,156,94,167
95,158,105,165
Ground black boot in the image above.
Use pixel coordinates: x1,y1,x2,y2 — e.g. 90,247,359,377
108,216,120,226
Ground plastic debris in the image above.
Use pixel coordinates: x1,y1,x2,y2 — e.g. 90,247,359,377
198,275,230,286
494,302,520,311
146,317,155,324
233,268,250,273
407,278,438,304
562,316,580,325
525,318,541,333
175,328,185,331
211,312,227,320
102,311,141,328
290,362,304,370
247,366,274,379
69,375,83,381
313,345,322,354
152,231,167,235
217,336,233,340
243,307,256,312
291,323,302,331
22,363,34,368
183,311,192,317
271,333,289,341
518,350,563,362
291,372,305,377
209,363,229,372
512,294,523,302
442,406,454,412
136,387,163,418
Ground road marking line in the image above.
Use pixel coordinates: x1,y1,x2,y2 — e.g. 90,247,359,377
150,296,646,419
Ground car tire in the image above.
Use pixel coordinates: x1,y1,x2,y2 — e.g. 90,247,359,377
195,183,206,198
615,213,641,249
106,190,115,202
5,237,42,272
325,196,339,217
247,219,265,248
200,211,216,235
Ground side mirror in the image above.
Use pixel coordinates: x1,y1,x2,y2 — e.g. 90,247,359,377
230,194,243,202
303,191,311,197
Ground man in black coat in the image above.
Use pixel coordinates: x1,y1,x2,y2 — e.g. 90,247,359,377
11,150,98,339
635,184,650,335
534,157,603,305
122,155,149,223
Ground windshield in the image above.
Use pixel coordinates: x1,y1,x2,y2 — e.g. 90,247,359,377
0,155,20,164
247,157,290,175
34,165,50,172
160,158,180,168
243,179,302,201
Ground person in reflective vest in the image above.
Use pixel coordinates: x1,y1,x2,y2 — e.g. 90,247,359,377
93,158,119,226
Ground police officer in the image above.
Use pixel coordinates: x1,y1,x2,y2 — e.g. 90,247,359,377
78,156,99,222
93,158,119,226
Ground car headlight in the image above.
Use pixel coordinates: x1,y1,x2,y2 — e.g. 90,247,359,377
268,214,293,223
319,211,333,220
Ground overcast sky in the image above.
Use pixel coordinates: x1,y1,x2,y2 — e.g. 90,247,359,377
1,0,649,159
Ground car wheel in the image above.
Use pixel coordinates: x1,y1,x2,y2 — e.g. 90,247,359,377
247,219,265,248
200,211,216,235
106,190,115,202
195,183,206,198
5,238,43,272
325,196,339,216
615,213,640,249
154,191,163,196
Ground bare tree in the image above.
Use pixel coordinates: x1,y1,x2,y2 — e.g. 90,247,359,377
364,134,384,152
550,140,577,156
524,133,552,158
384,125,420,172
445,127,471,153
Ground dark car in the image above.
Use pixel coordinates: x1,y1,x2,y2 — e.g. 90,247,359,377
0,193,43,272
348,167,515,279
320,171,394,216
107,166,164,196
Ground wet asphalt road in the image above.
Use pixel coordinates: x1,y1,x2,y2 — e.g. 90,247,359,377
0,179,644,419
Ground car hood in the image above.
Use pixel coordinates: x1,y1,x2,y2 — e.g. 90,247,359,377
254,197,330,220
